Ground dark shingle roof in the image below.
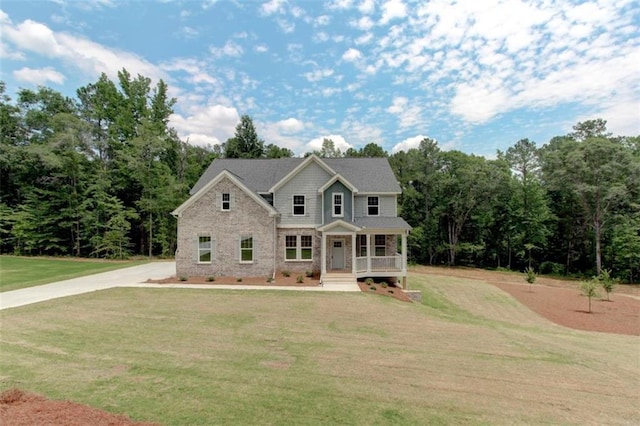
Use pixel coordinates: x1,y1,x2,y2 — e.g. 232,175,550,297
190,157,401,195
354,217,412,230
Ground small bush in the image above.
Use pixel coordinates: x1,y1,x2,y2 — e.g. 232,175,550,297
179,276,188,282
206,276,215,282
388,290,394,294
380,281,388,288
236,277,243,282
282,270,291,277
597,269,617,301
580,279,600,313
369,286,376,291
539,261,564,275
364,278,374,285
524,267,536,290
266,277,273,283
305,270,314,278
296,275,304,284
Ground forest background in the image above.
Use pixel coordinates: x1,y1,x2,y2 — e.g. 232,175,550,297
1,70,638,282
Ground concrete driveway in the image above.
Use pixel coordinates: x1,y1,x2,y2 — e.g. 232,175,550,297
0,262,175,310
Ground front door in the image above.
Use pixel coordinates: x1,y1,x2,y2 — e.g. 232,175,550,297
331,239,345,270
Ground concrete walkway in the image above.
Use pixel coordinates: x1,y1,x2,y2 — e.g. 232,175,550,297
0,262,360,310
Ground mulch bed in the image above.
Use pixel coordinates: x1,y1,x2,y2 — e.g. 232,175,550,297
358,282,412,302
491,282,640,336
0,388,158,426
147,272,321,287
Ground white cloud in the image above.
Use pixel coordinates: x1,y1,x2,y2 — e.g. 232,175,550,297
276,18,295,33
13,66,65,85
314,15,330,26
210,40,244,57
358,0,376,14
342,48,362,62
276,117,305,133
351,16,374,31
387,96,423,128
260,0,286,16
380,0,407,25
392,134,429,153
170,105,239,147
306,134,353,152
304,68,334,82
326,0,353,10
254,43,268,53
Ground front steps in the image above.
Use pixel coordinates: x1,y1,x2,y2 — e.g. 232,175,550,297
321,272,357,286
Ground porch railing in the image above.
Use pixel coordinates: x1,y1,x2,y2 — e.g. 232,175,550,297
355,255,403,273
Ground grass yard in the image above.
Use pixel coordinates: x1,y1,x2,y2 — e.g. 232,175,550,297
1,272,638,425
0,256,148,292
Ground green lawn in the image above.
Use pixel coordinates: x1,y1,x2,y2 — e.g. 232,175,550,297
0,272,638,425
0,256,148,292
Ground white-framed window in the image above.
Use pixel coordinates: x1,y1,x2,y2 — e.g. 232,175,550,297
333,193,343,217
240,236,253,263
367,196,379,216
222,193,230,211
292,195,305,216
357,235,367,257
198,235,212,263
374,234,386,256
285,235,313,261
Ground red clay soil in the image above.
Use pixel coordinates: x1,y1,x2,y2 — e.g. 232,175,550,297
358,282,412,302
0,388,158,426
413,266,640,336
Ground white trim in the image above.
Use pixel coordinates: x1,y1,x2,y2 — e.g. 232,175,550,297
269,154,336,193
221,192,230,211
277,224,317,229
197,234,213,264
292,194,306,216
317,219,361,232
317,173,358,194
367,196,380,216
332,192,344,218
284,234,313,262
172,170,278,217
239,235,254,264
357,191,401,195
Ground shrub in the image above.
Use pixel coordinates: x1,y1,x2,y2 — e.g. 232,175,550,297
305,270,314,278
524,267,536,290
580,279,600,313
179,276,188,282
364,278,374,285
369,286,376,291
296,275,304,284
206,276,215,282
380,281,388,288
236,277,243,282
266,277,273,283
282,270,291,277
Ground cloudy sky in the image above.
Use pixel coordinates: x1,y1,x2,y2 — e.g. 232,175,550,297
1,0,638,156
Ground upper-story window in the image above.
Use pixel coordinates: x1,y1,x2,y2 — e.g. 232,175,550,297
367,196,379,216
221,193,231,211
293,195,305,216
333,193,343,217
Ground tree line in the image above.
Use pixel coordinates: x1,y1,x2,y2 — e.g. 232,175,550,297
1,71,638,282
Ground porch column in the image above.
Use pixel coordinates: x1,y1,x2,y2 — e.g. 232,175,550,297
401,231,408,289
321,232,326,277
351,232,356,274
366,233,371,272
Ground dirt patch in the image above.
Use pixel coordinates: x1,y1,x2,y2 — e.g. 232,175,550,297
358,282,412,302
147,271,321,287
0,388,157,426
412,266,640,336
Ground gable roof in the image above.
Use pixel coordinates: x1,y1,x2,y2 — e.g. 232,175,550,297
190,156,401,195
172,170,279,217
268,155,336,193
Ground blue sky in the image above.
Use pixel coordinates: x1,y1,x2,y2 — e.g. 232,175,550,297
1,0,638,156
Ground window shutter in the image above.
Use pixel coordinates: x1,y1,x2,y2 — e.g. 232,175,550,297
362,198,367,216
216,192,221,210
235,237,240,262
306,196,310,217
193,238,199,263
230,193,236,209
211,239,217,262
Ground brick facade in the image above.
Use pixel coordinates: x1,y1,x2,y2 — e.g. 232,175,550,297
275,228,321,275
175,177,275,278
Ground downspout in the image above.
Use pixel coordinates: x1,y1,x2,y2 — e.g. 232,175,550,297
272,217,277,281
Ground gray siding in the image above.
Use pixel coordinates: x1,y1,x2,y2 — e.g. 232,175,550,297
323,181,352,223
274,161,330,225
354,195,397,218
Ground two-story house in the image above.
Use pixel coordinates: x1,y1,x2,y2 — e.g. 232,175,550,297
171,155,411,287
